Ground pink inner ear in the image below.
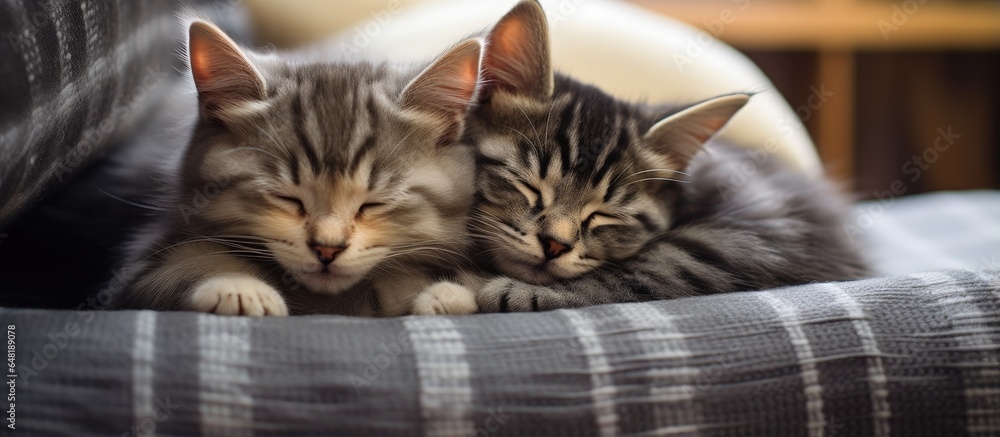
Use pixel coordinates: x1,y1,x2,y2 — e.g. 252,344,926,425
446,55,480,111
491,19,526,65
402,39,482,119
486,21,525,92
188,21,265,106
189,35,214,85
696,118,730,142
483,1,548,96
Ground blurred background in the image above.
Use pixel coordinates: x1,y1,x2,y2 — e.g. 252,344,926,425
246,0,1000,198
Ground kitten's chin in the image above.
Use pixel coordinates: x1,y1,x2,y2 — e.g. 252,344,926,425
495,257,587,285
293,269,367,294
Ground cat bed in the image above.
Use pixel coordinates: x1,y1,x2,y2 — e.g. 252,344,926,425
5,267,999,435
1,0,999,435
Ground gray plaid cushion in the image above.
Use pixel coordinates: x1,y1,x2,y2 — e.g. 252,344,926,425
3,269,998,436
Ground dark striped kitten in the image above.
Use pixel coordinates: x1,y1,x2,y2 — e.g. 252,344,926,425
118,21,483,316
467,1,868,312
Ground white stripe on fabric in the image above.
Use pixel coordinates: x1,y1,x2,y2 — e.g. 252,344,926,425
760,293,825,437
197,315,253,437
404,317,475,437
916,272,1000,435
825,284,891,437
622,303,703,435
132,311,157,435
562,309,618,437
52,3,73,83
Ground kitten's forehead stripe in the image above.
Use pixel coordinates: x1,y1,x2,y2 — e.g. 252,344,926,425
591,127,628,186
538,147,552,179
291,91,322,174
347,94,380,176
516,137,532,167
349,132,378,179
554,99,575,176
288,153,300,185
603,179,617,203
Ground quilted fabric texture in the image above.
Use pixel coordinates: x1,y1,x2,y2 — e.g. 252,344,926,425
3,269,999,436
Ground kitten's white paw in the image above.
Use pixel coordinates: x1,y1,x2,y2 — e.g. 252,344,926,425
187,276,289,316
412,282,478,315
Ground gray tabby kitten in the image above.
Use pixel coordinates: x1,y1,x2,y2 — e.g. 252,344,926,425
466,1,869,312
117,21,483,316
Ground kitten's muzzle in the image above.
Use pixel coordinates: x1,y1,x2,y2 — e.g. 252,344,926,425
310,242,348,265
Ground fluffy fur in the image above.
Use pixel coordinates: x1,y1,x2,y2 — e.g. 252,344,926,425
464,1,869,312
117,21,485,316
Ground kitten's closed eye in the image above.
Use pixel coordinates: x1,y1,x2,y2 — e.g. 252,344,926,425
583,212,618,229
515,181,544,212
272,194,305,215
356,202,387,218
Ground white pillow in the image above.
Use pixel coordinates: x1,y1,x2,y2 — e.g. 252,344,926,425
325,0,821,172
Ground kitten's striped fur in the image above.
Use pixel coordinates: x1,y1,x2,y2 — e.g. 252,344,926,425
467,1,868,312
118,21,483,316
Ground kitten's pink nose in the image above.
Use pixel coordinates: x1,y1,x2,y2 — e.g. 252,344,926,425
539,236,571,260
310,243,346,265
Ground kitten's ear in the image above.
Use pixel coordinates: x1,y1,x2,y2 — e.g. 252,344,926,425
400,38,483,144
188,21,266,118
483,0,553,99
644,94,751,168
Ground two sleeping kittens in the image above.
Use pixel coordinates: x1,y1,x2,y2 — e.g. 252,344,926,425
117,1,867,316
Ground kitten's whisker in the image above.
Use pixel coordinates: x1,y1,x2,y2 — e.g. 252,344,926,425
503,124,537,149
467,226,505,238
266,118,297,159
143,233,278,263
257,123,293,160
180,233,276,254
470,214,525,239
486,252,508,267
468,235,508,246
140,238,233,262
606,160,636,191
372,131,415,171
467,224,506,238
178,232,278,243
387,246,471,263
468,218,508,236
516,105,542,145
221,147,287,163
631,168,691,177
473,247,510,258
542,101,557,145
624,177,691,186
99,189,161,211
171,251,276,264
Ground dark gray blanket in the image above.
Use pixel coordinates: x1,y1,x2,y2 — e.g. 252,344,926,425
0,0,247,225
4,269,998,436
